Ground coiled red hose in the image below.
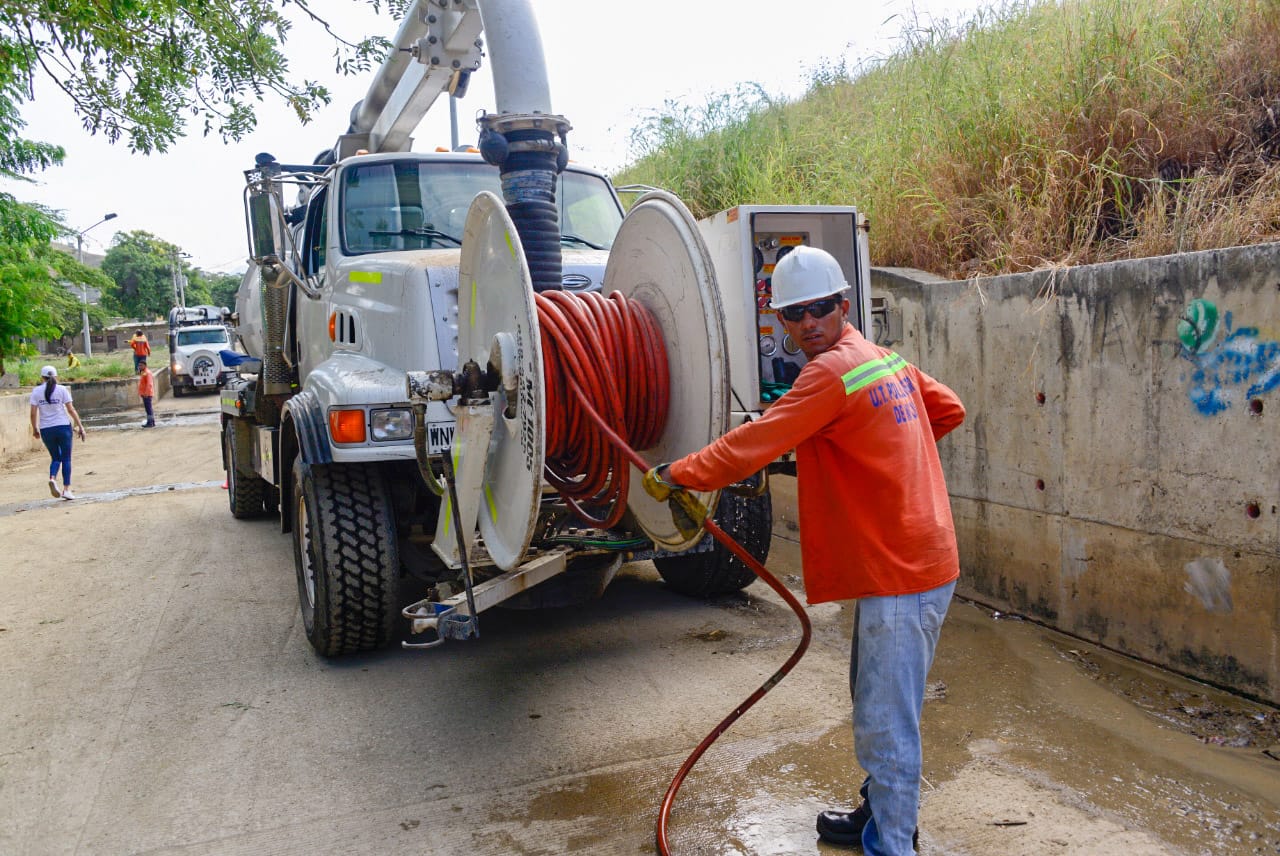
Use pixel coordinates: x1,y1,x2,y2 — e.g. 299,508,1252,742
533,289,812,855
536,289,667,528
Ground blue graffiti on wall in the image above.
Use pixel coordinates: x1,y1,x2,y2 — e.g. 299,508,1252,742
1178,298,1280,416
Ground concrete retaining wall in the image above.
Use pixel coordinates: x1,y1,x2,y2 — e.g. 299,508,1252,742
0,368,171,460
873,244,1280,704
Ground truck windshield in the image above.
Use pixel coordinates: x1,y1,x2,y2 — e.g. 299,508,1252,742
340,160,624,255
176,329,230,346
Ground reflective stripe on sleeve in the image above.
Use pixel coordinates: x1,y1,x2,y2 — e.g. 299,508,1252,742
842,352,908,395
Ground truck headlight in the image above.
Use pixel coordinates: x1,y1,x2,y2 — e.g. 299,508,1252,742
171,360,184,374
370,408,414,441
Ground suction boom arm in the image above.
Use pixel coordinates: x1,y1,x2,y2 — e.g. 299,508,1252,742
339,0,565,158
341,0,485,156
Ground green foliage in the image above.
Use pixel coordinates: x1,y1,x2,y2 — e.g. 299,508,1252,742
617,0,1280,278
183,268,214,308
0,0,398,154
0,257,61,374
0,0,406,375
0,194,112,373
0,191,60,245
205,271,244,309
41,244,116,331
101,231,182,320
626,85,795,214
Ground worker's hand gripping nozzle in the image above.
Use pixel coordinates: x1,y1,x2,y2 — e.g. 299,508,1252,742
642,464,679,503
643,465,708,541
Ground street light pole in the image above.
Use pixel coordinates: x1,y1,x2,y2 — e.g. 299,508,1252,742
75,212,117,358
170,249,192,309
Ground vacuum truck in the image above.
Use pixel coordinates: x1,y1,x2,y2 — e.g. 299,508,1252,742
220,0,870,657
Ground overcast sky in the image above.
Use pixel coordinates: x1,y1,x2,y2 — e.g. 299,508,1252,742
6,0,988,273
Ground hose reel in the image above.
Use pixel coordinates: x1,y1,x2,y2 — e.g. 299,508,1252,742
408,188,733,573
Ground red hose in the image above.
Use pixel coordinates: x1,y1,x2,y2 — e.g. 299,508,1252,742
536,290,667,528
534,290,812,855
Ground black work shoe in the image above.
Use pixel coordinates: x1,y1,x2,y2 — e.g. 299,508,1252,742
816,802,918,849
816,802,871,846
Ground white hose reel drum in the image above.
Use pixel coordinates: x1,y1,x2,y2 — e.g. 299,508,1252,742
607,190,730,552
455,191,546,571
452,188,731,568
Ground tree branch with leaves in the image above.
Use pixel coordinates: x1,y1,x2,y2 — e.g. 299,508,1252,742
0,0,405,373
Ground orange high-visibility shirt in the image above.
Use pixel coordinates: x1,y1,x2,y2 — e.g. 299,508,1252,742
669,324,965,603
130,336,151,357
138,369,155,398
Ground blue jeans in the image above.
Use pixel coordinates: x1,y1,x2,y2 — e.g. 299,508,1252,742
851,579,956,855
40,424,74,485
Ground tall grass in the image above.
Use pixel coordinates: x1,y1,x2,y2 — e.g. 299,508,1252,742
616,0,1280,278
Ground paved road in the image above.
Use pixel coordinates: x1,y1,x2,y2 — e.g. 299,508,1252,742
2,392,1277,855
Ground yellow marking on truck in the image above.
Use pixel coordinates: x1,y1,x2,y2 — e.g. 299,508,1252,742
441,493,451,536
349,270,382,284
484,484,497,521
505,230,516,259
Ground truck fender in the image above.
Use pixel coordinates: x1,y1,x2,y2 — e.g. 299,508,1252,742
279,391,332,534
283,391,333,467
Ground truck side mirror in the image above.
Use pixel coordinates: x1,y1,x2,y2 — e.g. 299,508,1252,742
248,192,277,260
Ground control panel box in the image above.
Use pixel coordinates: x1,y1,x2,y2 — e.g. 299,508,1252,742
698,205,871,424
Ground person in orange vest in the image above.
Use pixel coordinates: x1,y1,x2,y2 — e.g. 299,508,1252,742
128,329,151,372
138,359,156,428
643,246,965,856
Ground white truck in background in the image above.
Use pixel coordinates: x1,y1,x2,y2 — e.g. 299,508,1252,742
219,0,870,658
167,304,234,395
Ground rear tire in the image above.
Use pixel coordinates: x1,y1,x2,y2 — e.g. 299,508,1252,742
654,481,771,597
223,419,266,519
292,459,401,656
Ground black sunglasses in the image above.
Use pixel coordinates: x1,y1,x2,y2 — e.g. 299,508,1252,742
778,296,842,322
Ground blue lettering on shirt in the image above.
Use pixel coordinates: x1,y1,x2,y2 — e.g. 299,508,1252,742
868,374,920,425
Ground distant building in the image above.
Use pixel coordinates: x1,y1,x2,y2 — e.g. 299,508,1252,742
51,240,107,269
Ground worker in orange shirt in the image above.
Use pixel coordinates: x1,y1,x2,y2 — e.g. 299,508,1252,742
137,360,156,428
128,329,151,372
644,245,965,855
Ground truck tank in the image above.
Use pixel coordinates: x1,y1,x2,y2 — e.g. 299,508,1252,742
233,267,265,360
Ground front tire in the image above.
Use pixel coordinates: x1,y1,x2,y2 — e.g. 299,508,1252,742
654,481,772,597
291,459,401,656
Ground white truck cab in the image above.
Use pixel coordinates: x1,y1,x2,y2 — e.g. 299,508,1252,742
168,305,234,395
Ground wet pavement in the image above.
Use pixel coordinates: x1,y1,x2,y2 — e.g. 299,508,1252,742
0,479,222,518
80,400,221,431
1,391,1277,855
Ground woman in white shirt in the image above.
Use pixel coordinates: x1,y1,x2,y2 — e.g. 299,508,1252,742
28,365,87,500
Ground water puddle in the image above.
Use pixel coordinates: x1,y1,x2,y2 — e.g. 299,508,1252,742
0,480,223,517
82,408,220,431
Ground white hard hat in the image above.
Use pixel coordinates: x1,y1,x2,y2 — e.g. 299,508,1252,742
40,365,57,379
769,245,848,309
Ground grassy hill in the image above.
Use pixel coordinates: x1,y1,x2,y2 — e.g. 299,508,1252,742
615,0,1280,280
